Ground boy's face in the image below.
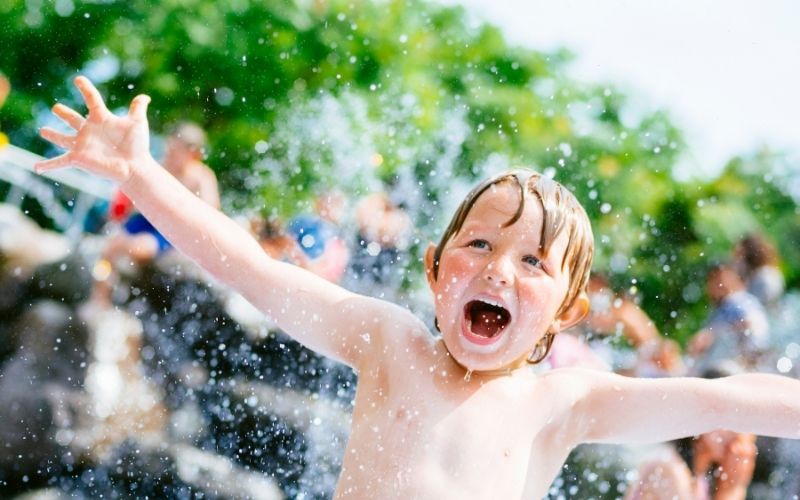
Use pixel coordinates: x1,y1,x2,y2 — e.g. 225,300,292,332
426,182,583,372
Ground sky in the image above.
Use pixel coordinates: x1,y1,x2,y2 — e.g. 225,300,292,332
445,0,800,179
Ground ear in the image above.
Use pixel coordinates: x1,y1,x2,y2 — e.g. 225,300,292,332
423,242,437,288
553,291,590,332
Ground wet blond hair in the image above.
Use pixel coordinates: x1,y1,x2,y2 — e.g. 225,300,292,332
431,169,594,317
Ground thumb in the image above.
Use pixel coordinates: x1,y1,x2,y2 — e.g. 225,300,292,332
129,94,151,120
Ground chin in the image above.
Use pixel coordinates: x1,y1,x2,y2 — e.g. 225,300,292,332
441,330,519,372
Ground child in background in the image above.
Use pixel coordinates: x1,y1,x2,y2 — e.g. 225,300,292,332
733,232,785,308
549,274,663,372
36,77,800,499
689,263,770,374
251,215,307,264
350,191,412,286
634,337,686,378
287,210,349,283
693,429,757,500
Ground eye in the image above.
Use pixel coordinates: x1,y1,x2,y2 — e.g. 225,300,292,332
468,239,490,250
523,255,543,268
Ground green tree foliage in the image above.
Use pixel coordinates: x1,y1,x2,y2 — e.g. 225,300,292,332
1,0,797,342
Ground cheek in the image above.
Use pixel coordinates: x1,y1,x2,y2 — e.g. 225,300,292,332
433,252,476,304
439,253,477,288
518,280,562,324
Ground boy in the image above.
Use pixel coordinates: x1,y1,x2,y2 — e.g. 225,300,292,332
37,77,800,499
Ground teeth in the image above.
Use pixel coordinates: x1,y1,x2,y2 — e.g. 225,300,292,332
478,298,503,308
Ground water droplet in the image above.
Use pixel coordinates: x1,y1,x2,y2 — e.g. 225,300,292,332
777,357,793,374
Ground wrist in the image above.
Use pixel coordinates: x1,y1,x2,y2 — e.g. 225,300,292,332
119,155,160,192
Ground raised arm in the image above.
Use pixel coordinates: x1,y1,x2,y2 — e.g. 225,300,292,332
560,368,800,445
36,76,415,369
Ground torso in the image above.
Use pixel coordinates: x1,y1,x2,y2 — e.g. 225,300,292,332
334,328,583,499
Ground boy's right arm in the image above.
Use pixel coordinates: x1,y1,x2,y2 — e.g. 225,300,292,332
123,156,408,368
37,77,417,369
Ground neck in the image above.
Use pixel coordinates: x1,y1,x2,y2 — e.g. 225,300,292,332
438,339,527,378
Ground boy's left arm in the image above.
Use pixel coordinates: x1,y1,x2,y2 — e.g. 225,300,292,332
565,369,800,444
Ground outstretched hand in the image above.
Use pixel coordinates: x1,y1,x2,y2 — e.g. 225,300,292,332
36,76,152,183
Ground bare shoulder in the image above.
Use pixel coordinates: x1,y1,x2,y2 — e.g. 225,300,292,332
536,368,626,417
538,367,667,398
537,367,599,394
353,298,436,372
358,297,430,336
523,368,604,447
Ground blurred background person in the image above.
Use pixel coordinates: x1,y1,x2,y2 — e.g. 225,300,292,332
550,274,662,372
733,232,785,309
625,446,697,500
634,337,687,378
692,429,757,500
251,215,306,264
688,263,769,374
583,274,661,346
349,191,412,288
286,190,350,284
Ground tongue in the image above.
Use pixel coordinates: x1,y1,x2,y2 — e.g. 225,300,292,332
471,309,505,338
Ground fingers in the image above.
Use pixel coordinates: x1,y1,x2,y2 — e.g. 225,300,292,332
52,103,85,130
39,126,76,149
74,76,108,116
128,94,151,121
34,154,72,173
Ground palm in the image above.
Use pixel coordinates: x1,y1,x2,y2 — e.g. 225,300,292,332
37,76,152,183
73,113,147,177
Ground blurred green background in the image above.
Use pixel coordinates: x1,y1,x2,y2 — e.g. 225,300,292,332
1,0,798,344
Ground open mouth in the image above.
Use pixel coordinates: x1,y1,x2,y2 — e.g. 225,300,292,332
464,299,511,342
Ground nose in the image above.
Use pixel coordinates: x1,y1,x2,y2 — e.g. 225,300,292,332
483,255,514,287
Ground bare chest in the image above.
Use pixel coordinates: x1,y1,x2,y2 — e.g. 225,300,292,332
337,372,570,499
